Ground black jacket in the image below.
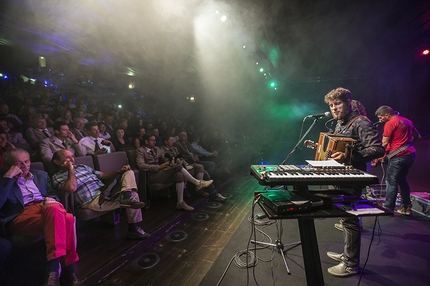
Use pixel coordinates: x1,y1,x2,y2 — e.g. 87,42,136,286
335,111,385,171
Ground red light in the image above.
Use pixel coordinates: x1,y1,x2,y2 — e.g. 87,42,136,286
422,49,429,55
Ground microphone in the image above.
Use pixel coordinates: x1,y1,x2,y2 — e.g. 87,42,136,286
305,111,331,119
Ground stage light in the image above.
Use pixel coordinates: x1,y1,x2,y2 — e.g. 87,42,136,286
270,81,276,88
128,83,135,89
221,15,227,22
422,49,429,55
39,56,46,68
259,68,264,72
118,104,122,109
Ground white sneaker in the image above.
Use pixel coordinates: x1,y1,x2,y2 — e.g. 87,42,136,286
176,201,194,211
196,179,213,190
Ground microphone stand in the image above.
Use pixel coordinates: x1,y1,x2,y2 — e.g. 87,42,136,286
252,116,321,274
281,117,321,165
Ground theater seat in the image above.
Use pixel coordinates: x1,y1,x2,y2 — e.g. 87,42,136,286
59,155,114,222
126,149,173,208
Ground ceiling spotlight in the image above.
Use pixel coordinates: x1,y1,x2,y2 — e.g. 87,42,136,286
221,15,227,22
243,45,246,49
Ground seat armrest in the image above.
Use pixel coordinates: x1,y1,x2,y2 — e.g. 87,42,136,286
57,189,75,215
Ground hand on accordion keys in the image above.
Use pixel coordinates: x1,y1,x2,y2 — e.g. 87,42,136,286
330,151,346,163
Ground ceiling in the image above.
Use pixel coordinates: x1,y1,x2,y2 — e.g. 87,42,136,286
0,0,429,95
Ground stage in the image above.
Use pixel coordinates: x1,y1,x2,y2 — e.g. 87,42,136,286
200,197,430,286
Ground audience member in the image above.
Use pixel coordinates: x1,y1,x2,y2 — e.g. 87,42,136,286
0,131,15,168
0,103,23,129
152,127,163,147
136,134,213,211
174,131,216,176
191,133,232,174
79,122,115,155
0,148,80,285
116,117,128,137
97,122,111,140
111,128,134,151
160,135,225,201
71,117,88,141
0,118,27,145
51,149,149,240
25,114,51,150
104,113,115,134
191,134,219,158
55,110,73,125
39,121,86,164
133,127,146,149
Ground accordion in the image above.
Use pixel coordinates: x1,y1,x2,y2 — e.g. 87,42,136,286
314,132,356,165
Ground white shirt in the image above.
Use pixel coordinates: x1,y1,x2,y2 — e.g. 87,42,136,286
79,136,112,154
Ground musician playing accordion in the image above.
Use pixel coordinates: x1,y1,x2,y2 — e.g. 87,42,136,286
323,87,385,277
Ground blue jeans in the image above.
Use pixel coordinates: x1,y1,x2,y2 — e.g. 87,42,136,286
383,153,416,210
203,171,220,199
343,216,361,268
199,160,216,176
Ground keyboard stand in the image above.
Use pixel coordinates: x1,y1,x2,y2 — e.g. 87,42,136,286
251,220,301,274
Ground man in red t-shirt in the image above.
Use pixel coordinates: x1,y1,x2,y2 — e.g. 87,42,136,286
375,105,416,215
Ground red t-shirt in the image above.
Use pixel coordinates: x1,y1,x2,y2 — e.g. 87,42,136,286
383,116,416,156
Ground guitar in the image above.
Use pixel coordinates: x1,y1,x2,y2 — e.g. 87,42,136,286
371,142,413,167
371,156,387,167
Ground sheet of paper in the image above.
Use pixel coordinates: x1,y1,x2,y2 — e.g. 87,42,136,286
305,160,344,167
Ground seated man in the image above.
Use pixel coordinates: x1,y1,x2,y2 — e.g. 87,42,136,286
0,148,80,285
70,117,88,141
79,122,115,155
25,115,52,150
160,135,225,201
136,134,214,211
174,131,216,176
39,121,86,165
0,103,23,129
0,118,26,145
51,149,149,240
